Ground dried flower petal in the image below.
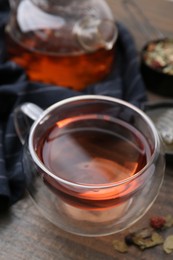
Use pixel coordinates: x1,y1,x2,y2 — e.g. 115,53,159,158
152,232,164,246
112,239,128,253
163,235,173,254
164,215,173,228
131,227,153,240
124,229,151,247
113,214,173,254
133,232,163,250
125,228,163,250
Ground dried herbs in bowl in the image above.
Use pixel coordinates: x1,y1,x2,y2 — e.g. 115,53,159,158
141,38,173,97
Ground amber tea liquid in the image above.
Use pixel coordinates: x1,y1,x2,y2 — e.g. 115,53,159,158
36,115,151,209
5,26,115,90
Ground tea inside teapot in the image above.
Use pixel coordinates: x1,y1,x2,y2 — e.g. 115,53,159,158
5,0,118,90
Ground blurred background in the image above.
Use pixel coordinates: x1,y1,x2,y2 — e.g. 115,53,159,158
106,0,173,51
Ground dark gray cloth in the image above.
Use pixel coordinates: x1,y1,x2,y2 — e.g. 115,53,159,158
0,0,147,211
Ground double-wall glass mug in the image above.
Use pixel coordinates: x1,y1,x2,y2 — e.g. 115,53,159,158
14,95,165,236
6,0,118,90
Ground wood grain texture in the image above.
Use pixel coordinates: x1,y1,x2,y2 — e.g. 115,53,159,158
107,0,173,50
1,0,173,259
0,166,173,260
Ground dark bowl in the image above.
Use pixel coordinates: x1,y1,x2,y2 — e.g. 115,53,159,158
140,38,173,97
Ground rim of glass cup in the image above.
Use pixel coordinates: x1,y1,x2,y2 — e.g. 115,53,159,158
29,95,160,189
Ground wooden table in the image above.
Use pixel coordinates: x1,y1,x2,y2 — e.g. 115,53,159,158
1,1,173,259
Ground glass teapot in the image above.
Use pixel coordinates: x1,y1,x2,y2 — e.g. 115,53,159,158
6,0,118,90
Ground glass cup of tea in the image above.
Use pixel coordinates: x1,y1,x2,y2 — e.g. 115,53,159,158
14,95,165,236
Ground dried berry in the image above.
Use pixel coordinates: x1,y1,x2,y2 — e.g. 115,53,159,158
125,234,135,246
150,216,166,230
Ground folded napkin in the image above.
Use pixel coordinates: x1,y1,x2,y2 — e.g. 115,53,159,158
0,0,147,212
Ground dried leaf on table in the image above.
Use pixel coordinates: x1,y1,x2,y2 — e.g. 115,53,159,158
163,235,173,254
125,228,163,250
112,239,128,253
164,215,173,228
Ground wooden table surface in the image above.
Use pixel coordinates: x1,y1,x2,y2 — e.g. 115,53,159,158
1,0,173,259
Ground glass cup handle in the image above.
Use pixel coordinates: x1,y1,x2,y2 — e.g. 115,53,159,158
14,103,43,144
